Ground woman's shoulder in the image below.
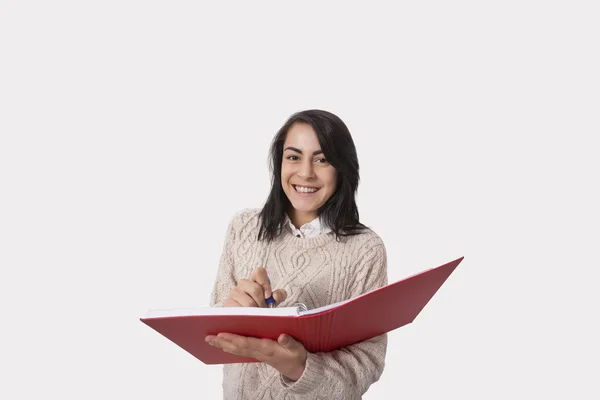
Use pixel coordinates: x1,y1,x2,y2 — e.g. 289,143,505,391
354,226,383,244
343,225,387,253
226,208,262,232
230,207,261,222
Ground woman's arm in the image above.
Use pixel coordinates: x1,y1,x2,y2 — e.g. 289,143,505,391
209,213,239,307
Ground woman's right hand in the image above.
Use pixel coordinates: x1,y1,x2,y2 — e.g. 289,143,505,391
223,267,287,307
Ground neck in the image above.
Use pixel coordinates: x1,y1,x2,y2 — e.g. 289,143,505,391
287,208,318,228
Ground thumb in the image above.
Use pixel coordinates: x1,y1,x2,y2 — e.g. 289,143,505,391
272,289,287,306
278,334,299,350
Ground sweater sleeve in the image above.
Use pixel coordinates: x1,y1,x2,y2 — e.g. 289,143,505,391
209,212,240,307
279,237,389,399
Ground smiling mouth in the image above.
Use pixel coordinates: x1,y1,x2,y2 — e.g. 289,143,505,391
293,185,319,194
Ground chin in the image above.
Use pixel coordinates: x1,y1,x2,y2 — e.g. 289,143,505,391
290,202,319,213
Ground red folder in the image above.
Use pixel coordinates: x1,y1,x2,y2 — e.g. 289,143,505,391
141,256,463,365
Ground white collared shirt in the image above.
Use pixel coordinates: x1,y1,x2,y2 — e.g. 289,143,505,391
284,214,332,238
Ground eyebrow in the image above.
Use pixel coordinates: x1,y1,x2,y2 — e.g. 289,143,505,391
284,146,324,156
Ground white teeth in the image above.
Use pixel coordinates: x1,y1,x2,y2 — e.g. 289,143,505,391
295,185,318,193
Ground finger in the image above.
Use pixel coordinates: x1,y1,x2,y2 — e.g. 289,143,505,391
237,279,267,307
205,335,227,350
272,288,287,306
223,298,242,307
205,335,217,343
216,333,261,350
277,333,296,349
218,334,273,361
277,334,306,357
208,337,241,355
250,266,272,299
217,332,247,342
277,333,292,348
213,334,256,358
237,279,265,307
206,334,236,348
230,285,260,307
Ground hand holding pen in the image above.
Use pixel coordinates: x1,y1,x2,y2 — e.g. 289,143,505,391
223,267,287,308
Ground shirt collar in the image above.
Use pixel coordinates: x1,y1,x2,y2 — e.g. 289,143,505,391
283,214,332,238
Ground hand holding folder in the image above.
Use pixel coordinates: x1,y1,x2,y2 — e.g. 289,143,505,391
140,256,464,365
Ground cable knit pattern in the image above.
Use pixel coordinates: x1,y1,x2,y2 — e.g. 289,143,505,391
209,209,388,400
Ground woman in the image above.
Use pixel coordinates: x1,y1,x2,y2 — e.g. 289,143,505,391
206,109,388,399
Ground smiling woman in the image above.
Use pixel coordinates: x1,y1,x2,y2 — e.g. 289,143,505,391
258,109,366,242
208,109,388,400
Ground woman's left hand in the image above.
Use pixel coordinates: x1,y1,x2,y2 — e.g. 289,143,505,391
205,333,308,381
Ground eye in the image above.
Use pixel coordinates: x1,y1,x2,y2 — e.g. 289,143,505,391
315,157,328,164
286,155,300,161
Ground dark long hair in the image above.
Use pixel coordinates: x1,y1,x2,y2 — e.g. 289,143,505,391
258,109,367,241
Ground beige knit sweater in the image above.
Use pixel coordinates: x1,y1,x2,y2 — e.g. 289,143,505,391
210,208,388,400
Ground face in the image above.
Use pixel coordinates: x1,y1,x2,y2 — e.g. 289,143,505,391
281,122,338,227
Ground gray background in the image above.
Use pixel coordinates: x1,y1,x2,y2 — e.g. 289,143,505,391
1,1,598,399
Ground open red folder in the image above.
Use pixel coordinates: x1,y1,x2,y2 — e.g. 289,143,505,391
141,256,463,365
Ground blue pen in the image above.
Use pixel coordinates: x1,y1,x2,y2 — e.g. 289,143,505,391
266,277,275,308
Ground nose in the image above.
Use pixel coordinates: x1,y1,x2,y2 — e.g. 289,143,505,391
297,159,315,179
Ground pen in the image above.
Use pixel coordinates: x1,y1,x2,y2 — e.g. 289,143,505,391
266,277,275,308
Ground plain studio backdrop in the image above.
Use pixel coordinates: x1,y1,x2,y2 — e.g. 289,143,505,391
1,1,598,399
